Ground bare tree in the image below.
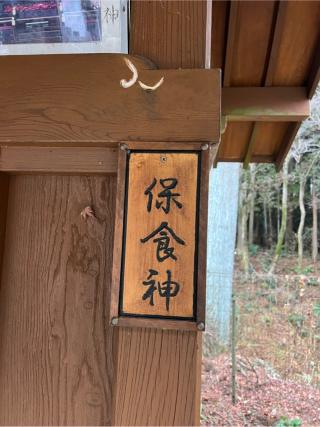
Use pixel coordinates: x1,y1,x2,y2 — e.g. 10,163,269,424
311,176,318,268
269,154,290,275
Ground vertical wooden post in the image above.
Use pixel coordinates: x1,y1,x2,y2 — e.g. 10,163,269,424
112,2,210,425
0,174,9,277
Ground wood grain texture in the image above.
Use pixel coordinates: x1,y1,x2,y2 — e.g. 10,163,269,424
0,174,9,279
228,1,276,86
116,316,198,332
196,148,212,326
0,174,116,425
113,327,202,426
0,54,220,145
112,1,208,425
130,0,207,69
222,87,309,122
272,1,320,86
0,146,118,174
122,152,199,319
110,148,128,323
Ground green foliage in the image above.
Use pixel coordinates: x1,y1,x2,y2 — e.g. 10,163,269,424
313,302,320,317
249,244,260,256
263,277,277,289
306,277,319,287
288,313,305,329
266,294,277,305
293,265,314,274
276,417,302,427
300,329,309,338
262,315,272,326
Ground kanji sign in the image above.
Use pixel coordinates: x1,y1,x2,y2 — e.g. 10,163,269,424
111,146,210,330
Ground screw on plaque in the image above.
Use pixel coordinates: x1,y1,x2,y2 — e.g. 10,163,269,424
197,322,205,331
111,317,119,326
160,154,167,163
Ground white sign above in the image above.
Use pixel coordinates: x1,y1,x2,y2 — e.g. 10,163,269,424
0,0,128,55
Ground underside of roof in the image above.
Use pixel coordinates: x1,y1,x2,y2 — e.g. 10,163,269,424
212,1,320,167
130,0,320,167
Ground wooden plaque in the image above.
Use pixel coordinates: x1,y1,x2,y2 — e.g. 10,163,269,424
111,145,210,330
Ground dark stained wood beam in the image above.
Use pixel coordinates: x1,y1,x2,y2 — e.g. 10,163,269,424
223,1,239,87
241,1,287,165
307,39,320,99
264,1,288,86
275,122,301,170
222,87,310,122
243,124,257,169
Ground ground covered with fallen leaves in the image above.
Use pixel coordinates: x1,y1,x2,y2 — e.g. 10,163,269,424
201,354,320,426
201,254,320,426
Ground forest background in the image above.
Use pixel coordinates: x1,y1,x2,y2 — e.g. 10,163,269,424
201,88,320,426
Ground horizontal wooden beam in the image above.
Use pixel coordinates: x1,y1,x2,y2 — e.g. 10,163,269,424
0,54,220,145
217,154,274,164
222,87,310,122
0,146,118,174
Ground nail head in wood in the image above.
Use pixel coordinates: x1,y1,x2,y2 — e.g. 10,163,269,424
197,322,205,331
111,317,119,326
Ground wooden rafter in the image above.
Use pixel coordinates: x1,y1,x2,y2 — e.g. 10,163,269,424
307,40,320,99
243,1,287,165
223,1,238,87
275,122,301,170
214,0,238,166
264,0,288,87
243,124,258,169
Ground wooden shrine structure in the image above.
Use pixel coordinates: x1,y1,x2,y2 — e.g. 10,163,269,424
0,1,319,425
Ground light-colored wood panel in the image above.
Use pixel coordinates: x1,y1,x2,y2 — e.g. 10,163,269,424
0,146,118,174
0,55,220,145
122,152,198,318
272,1,320,86
0,175,116,425
113,327,201,426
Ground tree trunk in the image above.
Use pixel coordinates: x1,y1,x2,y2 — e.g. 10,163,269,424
240,202,249,275
286,204,293,250
297,174,306,269
237,170,249,275
277,188,280,236
248,164,256,245
269,155,289,274
312,176,318,268
263,198,268,246
237,182,244,253
268,205,273,247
